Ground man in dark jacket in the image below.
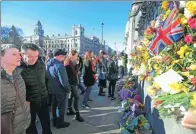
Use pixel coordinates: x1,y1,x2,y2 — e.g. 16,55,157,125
47,49,71,129
107,55,118,100
20,43,52,134
64,49,84,122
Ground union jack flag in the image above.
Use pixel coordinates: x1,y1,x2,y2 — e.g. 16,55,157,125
149,7,184,55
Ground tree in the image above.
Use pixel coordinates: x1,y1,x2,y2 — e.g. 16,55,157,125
34,20,44,48
1,26,23,49
1,26,10,43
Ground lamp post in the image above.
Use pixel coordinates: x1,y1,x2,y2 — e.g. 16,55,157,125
101,23,104,44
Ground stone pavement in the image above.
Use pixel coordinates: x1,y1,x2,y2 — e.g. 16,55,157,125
37,83,121,134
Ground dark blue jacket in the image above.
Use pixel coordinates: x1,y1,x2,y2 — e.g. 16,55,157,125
47,58,71,94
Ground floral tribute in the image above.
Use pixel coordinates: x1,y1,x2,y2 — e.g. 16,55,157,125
117,76,152,134
128,1,196,129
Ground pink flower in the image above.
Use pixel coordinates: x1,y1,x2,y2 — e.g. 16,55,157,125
188,18,196,29
184,34,194,44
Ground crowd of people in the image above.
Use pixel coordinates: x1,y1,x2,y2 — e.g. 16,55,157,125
1,43,128,134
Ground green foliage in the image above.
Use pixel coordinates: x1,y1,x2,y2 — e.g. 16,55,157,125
1,26,23,49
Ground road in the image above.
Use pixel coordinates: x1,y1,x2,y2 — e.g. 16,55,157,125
37,82,121,134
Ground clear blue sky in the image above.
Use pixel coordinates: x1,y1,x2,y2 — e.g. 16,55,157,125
2,1,131,50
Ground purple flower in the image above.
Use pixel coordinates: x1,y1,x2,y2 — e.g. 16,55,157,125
168,1,174,10
133,95,142,103
119,89,132,100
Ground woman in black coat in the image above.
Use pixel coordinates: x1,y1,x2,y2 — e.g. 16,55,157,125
82,51,96,108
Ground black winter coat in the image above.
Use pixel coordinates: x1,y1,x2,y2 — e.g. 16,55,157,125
83,60,96,87
21,60,50,103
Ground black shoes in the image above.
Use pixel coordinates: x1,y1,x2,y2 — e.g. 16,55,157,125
75,112,84,122
99,93,106,96
56,122,70,129
53,119,70,129
111,97,116,100
88,99,94,102
67,108,76,115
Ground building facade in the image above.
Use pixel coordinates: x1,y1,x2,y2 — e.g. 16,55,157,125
125,1,161,55
24,23,113,56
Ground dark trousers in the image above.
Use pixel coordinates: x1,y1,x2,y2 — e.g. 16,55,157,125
48,93,52,108
108,80,116,97
68,85,79,112
78,83,85,92
52,94,66,125
119,66,124,79
26,101,52,134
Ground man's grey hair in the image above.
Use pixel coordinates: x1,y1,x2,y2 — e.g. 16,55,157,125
1,44,19,56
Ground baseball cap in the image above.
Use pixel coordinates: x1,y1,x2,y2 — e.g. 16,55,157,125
53,49,67,56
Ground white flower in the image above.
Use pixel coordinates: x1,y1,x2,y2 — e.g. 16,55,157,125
180,1,186,8
184,8,194,19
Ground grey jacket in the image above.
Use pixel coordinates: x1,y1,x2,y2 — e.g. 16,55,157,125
98,57,108,80
1,68,31,134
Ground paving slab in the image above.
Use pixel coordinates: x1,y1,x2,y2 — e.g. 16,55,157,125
37,83,121,134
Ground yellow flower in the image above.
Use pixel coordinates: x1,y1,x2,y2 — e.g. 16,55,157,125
180,71,190,77
153,64,159,70
162,1,169,10
153,82,161,90
177,45,189,59
169,82,182,92
163,15,168,21
189,64,196,71
165,9,171,16
186,1,196,15
182,86,189,93
191,99,196,107
193,93,196,100
180,16,188,25
169,82,189,93
171,59,181,65
146,76,153,81
147,88,156,96
156,70,163,75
